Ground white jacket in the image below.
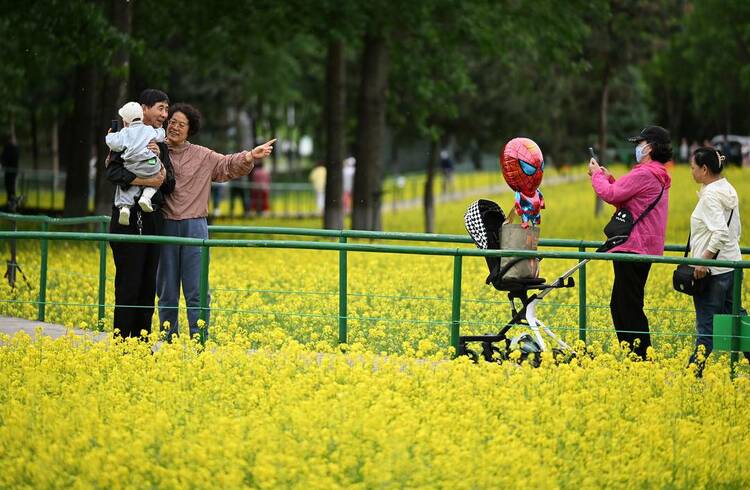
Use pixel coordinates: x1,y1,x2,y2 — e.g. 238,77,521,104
690,178,742,275
105,121,165,164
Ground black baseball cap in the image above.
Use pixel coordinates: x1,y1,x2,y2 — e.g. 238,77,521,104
627,125,671,145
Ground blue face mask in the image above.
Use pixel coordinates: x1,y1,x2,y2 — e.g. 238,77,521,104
635,143,649,163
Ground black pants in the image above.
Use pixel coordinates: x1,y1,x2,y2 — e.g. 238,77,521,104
109,207,161,338
611,258,652,359
4,169,17,201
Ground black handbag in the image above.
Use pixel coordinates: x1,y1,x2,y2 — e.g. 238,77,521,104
672,209,734,296
672,264,707,296
597,185,665,252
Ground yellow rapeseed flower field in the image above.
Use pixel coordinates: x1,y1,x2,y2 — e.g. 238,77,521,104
1,164,749,487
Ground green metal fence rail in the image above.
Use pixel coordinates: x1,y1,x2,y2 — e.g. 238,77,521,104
2,226,749,365
2,212,749,365
206,226,750,352
0,212,110,324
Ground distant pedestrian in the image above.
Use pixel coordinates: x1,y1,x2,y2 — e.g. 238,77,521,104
250,161,271,216
309,162,326,214
1,134,19,205
679,138,689,163
342,157,355,214
440,150,454,194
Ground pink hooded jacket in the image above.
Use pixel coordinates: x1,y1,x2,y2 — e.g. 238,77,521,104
591,160,671,255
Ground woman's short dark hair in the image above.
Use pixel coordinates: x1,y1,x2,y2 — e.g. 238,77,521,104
138,89,169,108
649,141,673,164
168,103,202,137
693,146,725,174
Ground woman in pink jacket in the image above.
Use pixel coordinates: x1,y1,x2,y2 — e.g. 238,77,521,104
588,126,672,360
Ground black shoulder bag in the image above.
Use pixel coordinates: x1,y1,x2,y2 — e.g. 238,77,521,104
597,185,665,252
672,209,734,296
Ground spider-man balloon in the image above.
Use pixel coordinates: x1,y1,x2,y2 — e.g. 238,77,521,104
500,137,545,226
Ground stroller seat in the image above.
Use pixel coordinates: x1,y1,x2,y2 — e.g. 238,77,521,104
462,199,578,364
491,276,546,291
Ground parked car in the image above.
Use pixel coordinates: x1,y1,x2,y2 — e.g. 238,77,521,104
710,134,750,166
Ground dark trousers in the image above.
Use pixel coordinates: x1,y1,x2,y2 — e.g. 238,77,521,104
4,169,17,201
611,258,652,359
230,184,249,215
689,271,750,373
109,207,161,338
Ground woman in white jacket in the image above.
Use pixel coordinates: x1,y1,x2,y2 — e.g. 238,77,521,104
688,147,749,372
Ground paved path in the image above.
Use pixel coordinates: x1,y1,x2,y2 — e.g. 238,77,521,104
0,315,108,342
225,172,586,219
385,173,586,212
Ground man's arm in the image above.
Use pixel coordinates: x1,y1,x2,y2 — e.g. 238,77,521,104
106,151,163,187
105,152,136,186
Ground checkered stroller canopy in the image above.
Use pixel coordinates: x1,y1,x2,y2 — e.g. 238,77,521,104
464,199,506,287
464,199,505,250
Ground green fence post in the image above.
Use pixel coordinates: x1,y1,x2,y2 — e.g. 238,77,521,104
578,245,587,343
339,236,348,345
198,245,210,344
97,221,107,330
450,254,463,357
37,222,48,321
730,267,742,377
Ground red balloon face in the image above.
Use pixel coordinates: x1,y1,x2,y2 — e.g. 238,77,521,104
500,137,545,196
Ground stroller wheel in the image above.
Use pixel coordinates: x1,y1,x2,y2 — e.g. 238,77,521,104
523,351,541,368
481,341,505,363
463,347,479,363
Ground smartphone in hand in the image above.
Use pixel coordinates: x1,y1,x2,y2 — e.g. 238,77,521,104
588,147,599,164
111,119,121,132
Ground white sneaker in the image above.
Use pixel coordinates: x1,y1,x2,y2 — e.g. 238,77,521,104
118,206,130,225
138,197,154,212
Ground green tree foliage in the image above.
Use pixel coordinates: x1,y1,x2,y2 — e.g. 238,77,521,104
646,0,750,139
2,0,750,218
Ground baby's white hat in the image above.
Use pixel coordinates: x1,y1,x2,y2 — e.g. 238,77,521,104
118,102,143,124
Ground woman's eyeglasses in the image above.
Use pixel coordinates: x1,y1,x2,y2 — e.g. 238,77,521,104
168,120,188,129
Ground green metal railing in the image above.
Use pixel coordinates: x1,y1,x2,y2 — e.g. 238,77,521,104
0,212,109,325
206,225,750,349
1,212,749,365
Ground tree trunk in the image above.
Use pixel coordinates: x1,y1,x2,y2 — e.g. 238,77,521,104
286,104,295,171
324,39,346,230
51,120,59,192
29,109,38,171
423,139,439,234
352,33,389,231
9,113,16,142
261,100,280,173
95,0,131,216
62,65,96,216
246,107,257,147
595,72,610,217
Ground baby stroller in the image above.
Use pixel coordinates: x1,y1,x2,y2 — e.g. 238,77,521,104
462,199,584,364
